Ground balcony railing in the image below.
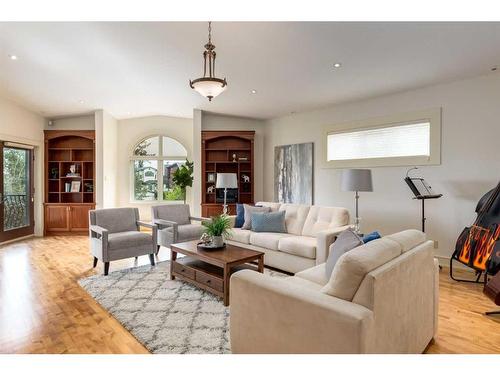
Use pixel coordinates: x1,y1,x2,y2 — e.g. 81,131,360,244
4,194,29,230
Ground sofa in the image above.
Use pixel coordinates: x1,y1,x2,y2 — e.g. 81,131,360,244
230,229,439,353
227,202,351,274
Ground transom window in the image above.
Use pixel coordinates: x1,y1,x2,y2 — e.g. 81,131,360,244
324,108,441,168
131,136,188,201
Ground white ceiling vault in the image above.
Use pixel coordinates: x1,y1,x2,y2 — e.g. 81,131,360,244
1,22,500,120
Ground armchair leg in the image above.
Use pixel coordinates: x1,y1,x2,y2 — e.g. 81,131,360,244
104,262,110,276
93,257,98,268
149,253,155,266
156,245,161,255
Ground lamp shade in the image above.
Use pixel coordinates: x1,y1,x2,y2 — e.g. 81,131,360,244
216,173,238,189
340,169,373,192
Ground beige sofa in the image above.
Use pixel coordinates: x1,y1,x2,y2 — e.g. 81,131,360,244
227,202,351,274
230,229,439,353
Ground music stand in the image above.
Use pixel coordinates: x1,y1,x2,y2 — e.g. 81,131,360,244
404,175,442,233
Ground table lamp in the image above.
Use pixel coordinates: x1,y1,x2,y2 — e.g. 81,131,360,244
216,173,238,214
341,169,373,234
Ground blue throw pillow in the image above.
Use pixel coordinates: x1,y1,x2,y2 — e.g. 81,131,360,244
235,204,245,228
362,231,381,243
251,211,286,233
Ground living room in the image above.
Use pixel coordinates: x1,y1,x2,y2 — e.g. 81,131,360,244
1,0,500,372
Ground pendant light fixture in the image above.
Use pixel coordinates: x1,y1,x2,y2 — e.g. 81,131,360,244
189,21,227,101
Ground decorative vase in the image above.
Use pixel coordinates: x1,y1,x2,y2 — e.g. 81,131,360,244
212,235,224,248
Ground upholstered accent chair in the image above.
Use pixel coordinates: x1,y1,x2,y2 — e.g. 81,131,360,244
151,204,208,252
89,207,157,275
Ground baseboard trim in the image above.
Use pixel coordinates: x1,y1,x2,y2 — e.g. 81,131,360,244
0,234,35,246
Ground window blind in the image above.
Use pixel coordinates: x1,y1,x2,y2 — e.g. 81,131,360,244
327,122,430,161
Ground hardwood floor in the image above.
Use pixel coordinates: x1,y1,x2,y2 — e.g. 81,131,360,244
0,235,499,354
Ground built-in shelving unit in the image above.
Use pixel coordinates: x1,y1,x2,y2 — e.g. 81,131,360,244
201,130,255,217
44,130,95,235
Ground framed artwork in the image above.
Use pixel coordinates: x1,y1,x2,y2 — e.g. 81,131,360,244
274,142,313,204
207,173,215,183
70,181,81,192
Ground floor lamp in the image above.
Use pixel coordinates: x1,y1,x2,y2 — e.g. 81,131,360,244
341,169,373,235
216,173,238,215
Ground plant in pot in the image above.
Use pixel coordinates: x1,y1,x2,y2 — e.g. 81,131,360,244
202,214,232,248
172,160,194,204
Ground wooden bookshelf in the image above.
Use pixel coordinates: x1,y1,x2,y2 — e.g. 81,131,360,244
201,131,255,217
44,130,95,235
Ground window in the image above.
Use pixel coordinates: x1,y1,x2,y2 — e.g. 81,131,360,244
324,109,441,168
131,136,188,201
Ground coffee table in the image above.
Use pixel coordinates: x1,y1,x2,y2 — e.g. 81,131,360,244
170,240,264,306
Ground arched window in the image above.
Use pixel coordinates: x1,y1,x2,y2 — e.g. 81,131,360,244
131,135,188,201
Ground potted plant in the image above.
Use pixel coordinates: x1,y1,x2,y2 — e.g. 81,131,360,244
202,214,232,247
172,160,194,203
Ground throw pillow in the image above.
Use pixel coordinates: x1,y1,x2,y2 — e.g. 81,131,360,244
235,204,245,228
242,204,271,230
325,228,363,278
362,231,381,243
251,211,287,233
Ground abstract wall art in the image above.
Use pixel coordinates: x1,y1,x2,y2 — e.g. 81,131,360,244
274,142,313,204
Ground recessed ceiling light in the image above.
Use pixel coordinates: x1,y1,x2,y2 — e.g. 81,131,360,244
9,55,18,60
251,89,257,94
79,100,85,104
333,62,342,68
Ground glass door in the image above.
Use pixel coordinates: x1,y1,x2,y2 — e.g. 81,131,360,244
0,142,34,242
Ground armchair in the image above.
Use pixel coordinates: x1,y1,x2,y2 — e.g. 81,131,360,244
89,207,157,275
151,204,208,253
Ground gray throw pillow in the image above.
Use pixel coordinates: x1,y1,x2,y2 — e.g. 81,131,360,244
325,228,363,278
242,204,271,230
251,211,287,233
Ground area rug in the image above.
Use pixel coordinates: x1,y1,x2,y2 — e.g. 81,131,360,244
78,261,287,354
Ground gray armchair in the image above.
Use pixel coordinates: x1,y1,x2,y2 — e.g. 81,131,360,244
89,207,158,275
151,204,208,253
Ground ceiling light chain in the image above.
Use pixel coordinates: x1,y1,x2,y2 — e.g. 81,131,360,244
189,21,227,101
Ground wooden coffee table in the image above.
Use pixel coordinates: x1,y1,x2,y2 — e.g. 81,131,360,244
170,240,264,306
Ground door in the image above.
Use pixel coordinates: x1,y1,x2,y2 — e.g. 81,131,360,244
0,142,35,242
45,205,70,233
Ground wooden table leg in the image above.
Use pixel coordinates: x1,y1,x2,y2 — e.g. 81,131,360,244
223,265,230,306
170,249,177,280
257,255,264,273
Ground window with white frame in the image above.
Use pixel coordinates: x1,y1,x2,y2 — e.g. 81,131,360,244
325,109,441,168
131,135,188,201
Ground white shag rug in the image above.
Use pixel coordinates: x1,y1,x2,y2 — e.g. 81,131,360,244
78,260,286,354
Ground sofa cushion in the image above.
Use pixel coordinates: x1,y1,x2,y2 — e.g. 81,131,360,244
108,231,152,250
321,237,402,301
160,223,205,244
295,263,329,286
385,229,426,253
278,236,317,259
301,206,350,237
279,204,311,235
255,201,281,212
234,204,245,228
229,228,252,245
285,276,324,292
250,232,292,251
325,228,363,278
251,211,287,233
242,204,271,230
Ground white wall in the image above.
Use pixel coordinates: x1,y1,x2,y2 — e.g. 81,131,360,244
101,111,118,208
0,96,45,237
263,72,500,263
116,115,193,220
45,114,95,130
200,111,266,203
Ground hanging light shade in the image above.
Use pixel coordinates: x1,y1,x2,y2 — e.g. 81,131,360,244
189,22,227,101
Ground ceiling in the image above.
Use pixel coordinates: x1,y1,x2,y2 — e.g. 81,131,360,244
1,22,500,120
